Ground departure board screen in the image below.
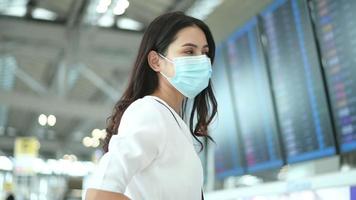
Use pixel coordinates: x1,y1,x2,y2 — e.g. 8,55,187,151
261,0,336,163
226,17,283,173
211,45,245,179
312,0,356,153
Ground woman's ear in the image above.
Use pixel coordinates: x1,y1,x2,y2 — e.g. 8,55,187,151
147,51,161,72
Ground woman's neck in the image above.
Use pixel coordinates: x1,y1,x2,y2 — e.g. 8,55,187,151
151,84,184,115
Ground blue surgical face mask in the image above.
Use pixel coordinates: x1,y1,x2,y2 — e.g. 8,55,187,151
158,53,212,99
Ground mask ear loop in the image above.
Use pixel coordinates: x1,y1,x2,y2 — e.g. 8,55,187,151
158,53,174,79
158,53,174,63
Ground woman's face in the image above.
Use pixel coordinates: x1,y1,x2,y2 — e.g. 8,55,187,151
160,25,209,77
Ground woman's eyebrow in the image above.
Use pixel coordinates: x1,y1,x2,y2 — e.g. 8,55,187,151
181,43,209,48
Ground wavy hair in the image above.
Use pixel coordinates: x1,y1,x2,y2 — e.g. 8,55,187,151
104,11,217,152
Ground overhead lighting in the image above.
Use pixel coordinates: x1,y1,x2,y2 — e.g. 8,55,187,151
82,137,93,147
0,156,13,171
113,6,125,15
237,175,262,186
92,138,100,148
32,8,58,21
38,114,47,126
83,136,101,148
286,167,309,180
119,0,130,9
47,115,56,126
185,0,223,20
98,13,114,27
341,164,351,172
96,4,109,14
46,159,95,176
96,0,112,14
91,128,107,140
91,129,102,139
33,158,51,174
38,114,56,126
84,128,106,148
113,0,130,15
63,154,77,162
1,6,27,17
116,17,143,31
100,129,107,139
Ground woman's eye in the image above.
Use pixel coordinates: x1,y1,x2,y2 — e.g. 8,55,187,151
185,50,194,55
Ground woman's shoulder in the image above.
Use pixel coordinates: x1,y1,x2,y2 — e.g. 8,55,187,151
117,96,169,139
124,96,164,116
121,96,168,126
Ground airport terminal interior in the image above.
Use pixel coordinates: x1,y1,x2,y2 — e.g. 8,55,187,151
0,0,356,199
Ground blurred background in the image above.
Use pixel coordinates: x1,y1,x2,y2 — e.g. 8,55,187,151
0,0,356,200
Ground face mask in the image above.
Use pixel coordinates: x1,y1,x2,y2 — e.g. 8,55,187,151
159,53,212,99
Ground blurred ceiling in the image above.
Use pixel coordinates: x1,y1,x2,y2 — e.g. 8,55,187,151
0,0,202,160
0,0,276,161
205,0,272,43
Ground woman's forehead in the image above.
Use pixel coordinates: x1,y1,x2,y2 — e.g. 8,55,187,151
171,26,208,48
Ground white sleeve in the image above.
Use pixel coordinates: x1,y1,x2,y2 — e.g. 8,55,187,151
87,100,167,193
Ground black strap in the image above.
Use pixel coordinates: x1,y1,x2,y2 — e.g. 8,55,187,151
154,99,181,129
154,99,205,200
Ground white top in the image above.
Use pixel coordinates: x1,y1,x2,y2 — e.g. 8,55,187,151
87,95,204,200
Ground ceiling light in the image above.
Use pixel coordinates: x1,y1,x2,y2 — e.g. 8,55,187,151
98,13,114,27
91,138,100,148
96,0,112,14
38,114,47,126
32,8,58,21
100,129,107,139
82,137,93,147
1,6,27,17
113,0,130,15
96,4,109,14
0,156,13,171
341,164,351,172
47,115,56,126
185,0,223,20
116,17,143,31
237,175,262,186
33,158,51,174
120,0,130,9
91,129,102,139
101,0,112,6
64,154,78,162
113,6,125,15
70,154,77,161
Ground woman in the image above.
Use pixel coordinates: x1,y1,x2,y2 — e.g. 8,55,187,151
85,11,217,200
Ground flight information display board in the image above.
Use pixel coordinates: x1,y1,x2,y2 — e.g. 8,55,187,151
226,17,283,173
211,45,245,179
261,0,336,163
312,0,356,153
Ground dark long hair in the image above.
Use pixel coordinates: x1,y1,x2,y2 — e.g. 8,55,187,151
103,11,217,152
